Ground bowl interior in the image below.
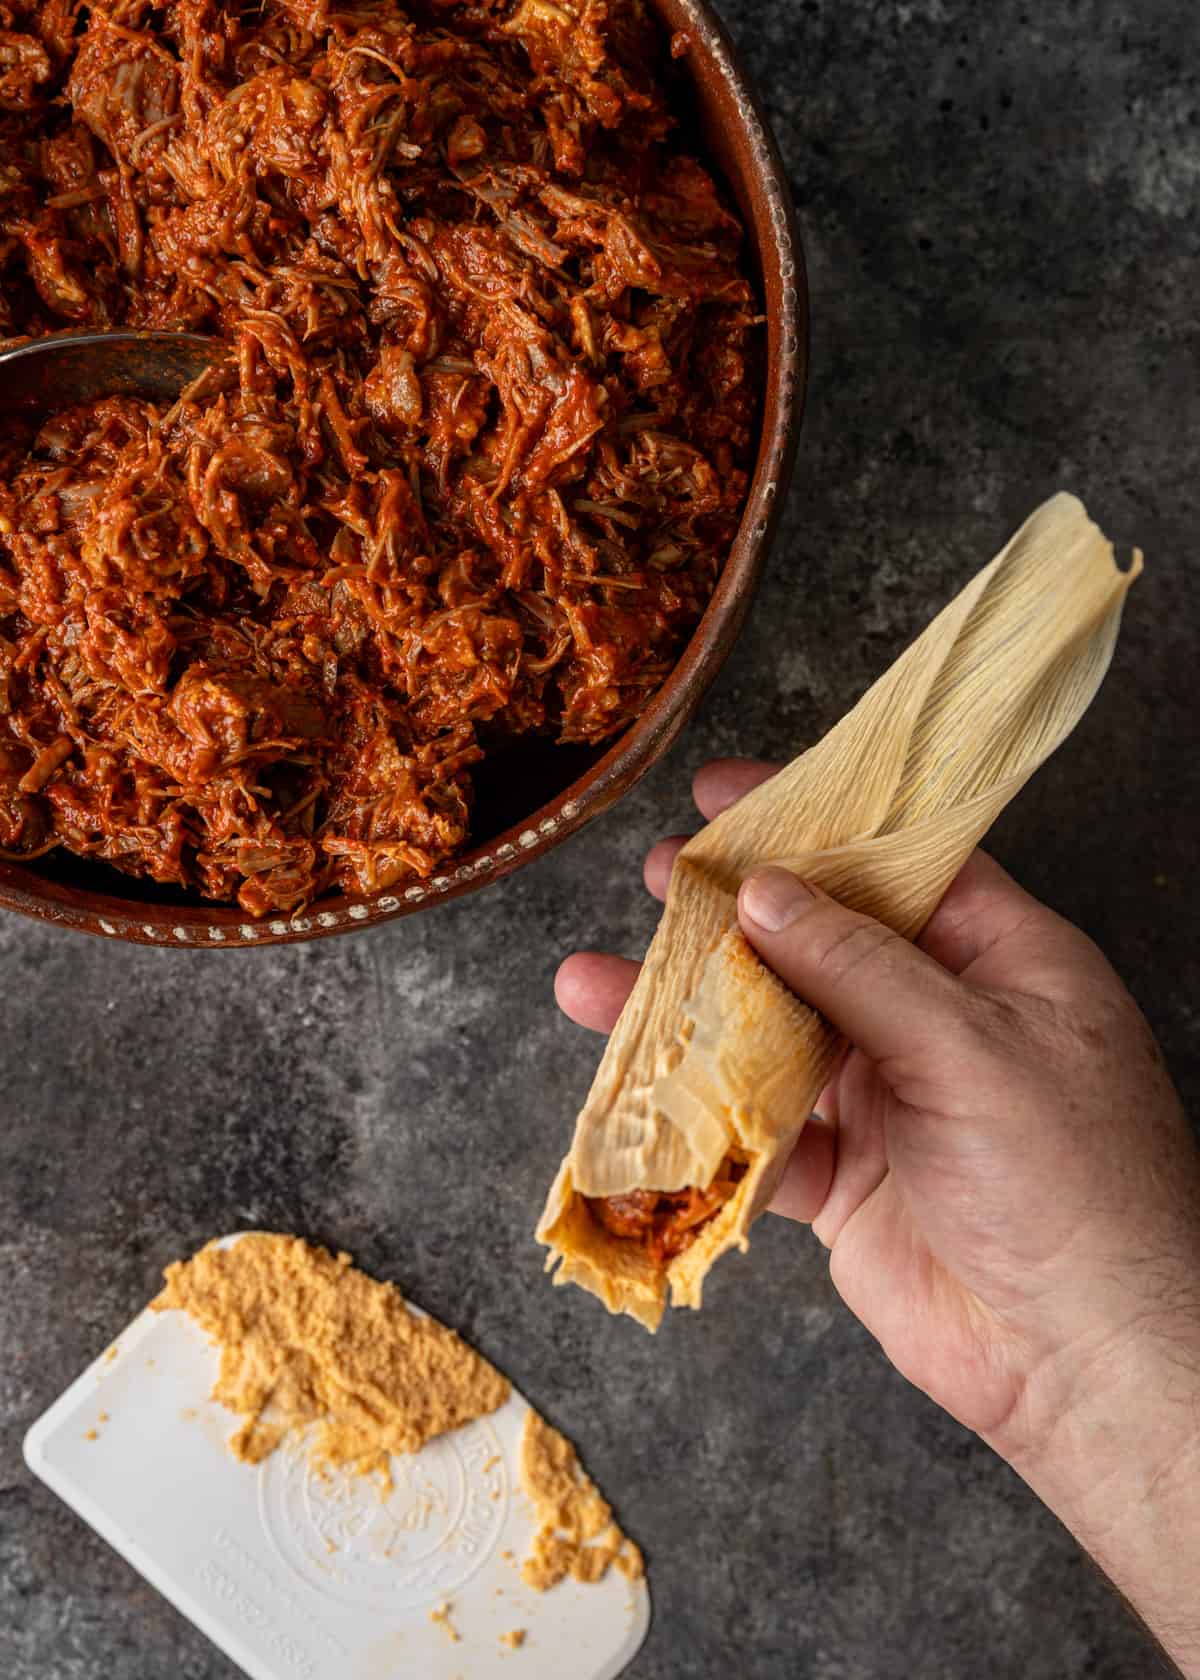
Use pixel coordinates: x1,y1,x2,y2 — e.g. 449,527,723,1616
12,738,605,912
0,0,805,945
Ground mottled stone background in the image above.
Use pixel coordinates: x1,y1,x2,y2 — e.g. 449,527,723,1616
3,1,1196,1675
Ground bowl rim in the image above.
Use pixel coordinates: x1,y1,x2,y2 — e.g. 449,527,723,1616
0,0,808,948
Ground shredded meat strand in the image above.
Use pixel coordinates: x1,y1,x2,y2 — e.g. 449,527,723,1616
0,0,757,915
587,1156,748,1265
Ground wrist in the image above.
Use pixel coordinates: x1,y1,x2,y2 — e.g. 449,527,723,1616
998,1314,1200,1510
989,1305,1200,1670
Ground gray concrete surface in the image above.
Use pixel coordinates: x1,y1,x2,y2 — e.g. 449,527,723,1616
3,1,1197,1675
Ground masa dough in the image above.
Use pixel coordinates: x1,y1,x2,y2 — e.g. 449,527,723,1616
156,1233,640,1592
155,1233,509,1482
519,1412,643,1590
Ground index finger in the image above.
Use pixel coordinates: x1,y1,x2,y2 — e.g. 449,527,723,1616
555,952,641,1033
693,758,779,823
641,760,780,902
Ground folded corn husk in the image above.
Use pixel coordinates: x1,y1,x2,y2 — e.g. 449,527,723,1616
537,494,1141,1330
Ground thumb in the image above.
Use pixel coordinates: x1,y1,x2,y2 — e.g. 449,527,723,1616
737,866,970,1072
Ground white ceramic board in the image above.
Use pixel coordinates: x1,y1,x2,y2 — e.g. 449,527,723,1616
24,1274,650,1680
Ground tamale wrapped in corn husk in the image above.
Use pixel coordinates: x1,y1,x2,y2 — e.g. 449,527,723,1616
537,494,1142,1330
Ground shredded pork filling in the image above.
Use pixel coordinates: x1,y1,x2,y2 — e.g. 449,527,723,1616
585,1154,747,1265
0,0,757,914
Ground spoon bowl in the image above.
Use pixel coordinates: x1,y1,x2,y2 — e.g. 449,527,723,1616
0,330,218,420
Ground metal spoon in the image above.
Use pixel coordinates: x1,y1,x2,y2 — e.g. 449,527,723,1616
0,330,219,421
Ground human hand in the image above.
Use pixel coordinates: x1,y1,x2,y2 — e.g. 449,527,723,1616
558,758,1200,1670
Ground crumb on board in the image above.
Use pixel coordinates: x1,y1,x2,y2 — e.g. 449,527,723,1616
501,1628,527,1649
430,1601,461,1643
98,1411,109,1424
103,1345,119,1364
83,1429,98,1441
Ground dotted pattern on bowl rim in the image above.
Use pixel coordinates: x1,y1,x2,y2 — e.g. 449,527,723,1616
87,792,594,942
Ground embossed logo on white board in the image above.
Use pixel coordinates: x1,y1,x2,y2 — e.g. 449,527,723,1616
257,1418,508,1610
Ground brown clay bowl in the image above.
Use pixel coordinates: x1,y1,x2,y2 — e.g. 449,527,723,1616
0,0,806,948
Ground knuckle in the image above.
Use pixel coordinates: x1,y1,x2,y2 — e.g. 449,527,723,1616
944,989,1020,1065
808,913,909,990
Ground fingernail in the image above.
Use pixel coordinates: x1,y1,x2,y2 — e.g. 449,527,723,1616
740,867,814,933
